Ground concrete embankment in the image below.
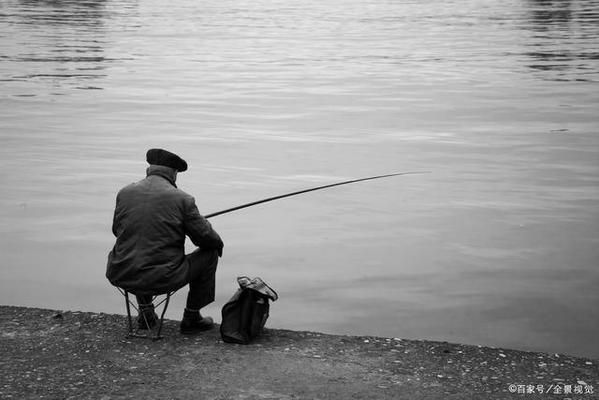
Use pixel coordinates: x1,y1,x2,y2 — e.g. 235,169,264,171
0,306,597,400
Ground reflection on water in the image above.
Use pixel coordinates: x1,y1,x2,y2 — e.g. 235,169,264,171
529,0,573,25
1,0,598,358
524,0,599,80
17,0,107,26
1,0,109,91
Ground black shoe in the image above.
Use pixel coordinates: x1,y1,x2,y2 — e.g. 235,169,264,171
137,311,159,330
180,316,214,334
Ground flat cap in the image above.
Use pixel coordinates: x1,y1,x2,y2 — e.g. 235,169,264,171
146,148,188,172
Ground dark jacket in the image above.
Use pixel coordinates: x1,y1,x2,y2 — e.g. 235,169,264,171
106,165,223,294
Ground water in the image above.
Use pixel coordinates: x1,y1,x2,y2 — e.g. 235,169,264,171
1,0,598,358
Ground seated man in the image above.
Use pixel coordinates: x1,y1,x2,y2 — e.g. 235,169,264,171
106,148,224,334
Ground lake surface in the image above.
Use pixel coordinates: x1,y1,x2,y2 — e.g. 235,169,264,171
1,0,598,358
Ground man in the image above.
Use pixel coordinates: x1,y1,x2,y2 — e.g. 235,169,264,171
107,148,224,334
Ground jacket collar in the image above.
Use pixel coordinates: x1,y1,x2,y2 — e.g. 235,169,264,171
146,165,178,187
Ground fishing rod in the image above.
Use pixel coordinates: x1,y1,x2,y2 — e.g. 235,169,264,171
205,171,429,219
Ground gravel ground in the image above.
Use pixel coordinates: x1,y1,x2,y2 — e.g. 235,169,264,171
0,306,597,400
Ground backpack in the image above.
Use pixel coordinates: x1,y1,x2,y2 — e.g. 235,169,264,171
220,276,278,344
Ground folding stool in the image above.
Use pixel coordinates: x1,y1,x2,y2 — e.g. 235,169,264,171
117,287,176,340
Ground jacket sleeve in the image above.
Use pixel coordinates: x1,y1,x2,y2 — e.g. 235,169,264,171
183,196,224,252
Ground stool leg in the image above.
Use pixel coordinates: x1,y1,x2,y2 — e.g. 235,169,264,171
124,291,134,336
154,292,171,340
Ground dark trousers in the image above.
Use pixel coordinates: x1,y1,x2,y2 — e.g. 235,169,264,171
136,248,219,311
